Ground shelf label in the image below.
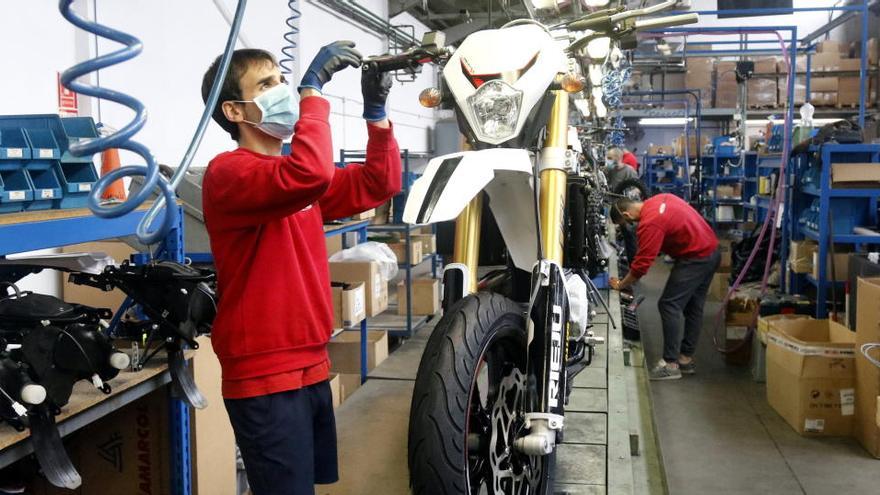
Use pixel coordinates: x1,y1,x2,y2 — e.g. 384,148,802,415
9,191,25,201
38,149,54,159
78,183,92,192
5,148,22,158
41,189,54,199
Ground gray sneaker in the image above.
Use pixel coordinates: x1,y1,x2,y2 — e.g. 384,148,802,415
678,360,696,375
650,361,682,381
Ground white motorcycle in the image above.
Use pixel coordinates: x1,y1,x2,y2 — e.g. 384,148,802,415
364,3,697,493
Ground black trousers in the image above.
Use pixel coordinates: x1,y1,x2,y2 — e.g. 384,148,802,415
224,380,338,495
657,249,720,362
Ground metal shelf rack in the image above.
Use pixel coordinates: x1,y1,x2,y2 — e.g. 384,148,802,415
338,149,441,339
643,154,691,200
786,144,880,318
700,151,750,227
0,205,193,495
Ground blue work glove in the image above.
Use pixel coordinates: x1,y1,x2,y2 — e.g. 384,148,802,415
299,41,363,93
361,68,393,122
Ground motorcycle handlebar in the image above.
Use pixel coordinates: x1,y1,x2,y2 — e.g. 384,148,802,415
361,47,450,73
634,13,699,31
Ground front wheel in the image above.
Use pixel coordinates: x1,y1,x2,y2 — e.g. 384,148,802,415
408,293,554,495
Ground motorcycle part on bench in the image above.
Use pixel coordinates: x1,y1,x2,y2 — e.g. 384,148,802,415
0,290,111,341
0,252,116,276
71,260,217,346
0,357,45,432
21,323,127,406
29,405,81,489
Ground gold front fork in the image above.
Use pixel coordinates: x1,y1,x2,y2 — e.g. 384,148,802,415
453,194,483,294
538,90,570,264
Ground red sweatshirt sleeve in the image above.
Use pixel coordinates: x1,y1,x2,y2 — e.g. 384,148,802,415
629,224,664,279
319,122,402,221
203,97,333,230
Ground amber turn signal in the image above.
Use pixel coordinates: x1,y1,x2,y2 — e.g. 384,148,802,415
419,87,442,108
560,73,585,93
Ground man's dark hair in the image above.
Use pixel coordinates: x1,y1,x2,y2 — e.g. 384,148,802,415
202,49,277,141
610,197,635,225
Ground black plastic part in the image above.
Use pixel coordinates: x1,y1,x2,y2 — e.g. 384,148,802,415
440,268,464,313
29,406,81,489
527,263,569,415
169,347,207,410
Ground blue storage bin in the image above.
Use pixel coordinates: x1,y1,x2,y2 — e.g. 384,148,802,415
58,117,99,208
22,128,62,211
0,127,34,213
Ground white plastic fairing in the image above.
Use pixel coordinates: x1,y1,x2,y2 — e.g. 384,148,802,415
21,384,47,405
403,149,534,225
445,24,567,145
484,173,539,271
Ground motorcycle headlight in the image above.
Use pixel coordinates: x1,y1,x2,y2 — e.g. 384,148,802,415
466,80,523,143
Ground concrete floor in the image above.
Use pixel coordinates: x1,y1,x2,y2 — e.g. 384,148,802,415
637,260,880,495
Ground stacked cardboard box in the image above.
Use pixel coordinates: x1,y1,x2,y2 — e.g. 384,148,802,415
810,74,839,107
685,58,714,108
331,281,366,329
748,59,778,108
329,261,389,317
673,135,709,158
778,55,807,106
789,240,818,274
328,331,389,403
715,61,739,108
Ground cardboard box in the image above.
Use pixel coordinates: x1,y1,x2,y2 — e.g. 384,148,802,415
753,58,777,74
766,319,856,436
868,37,879,66
789,240,818,274
648,145,672,156
817,39,846,55
838,78,861,106
855,277,880,457
372,201,391,225
709,272,729,302
715,185,738,199
810,77,839,92
810,91,838,106
410,233,437,255
192,335,237,495
812,251,851,282
832,163,880,188
726,295,758,327
30,388,170,495
331,281,366,328
778,76,807,106
326,235,343,256
351,208,375,221
685,58,713,107
757,314,813,344
718,239,733,272
329,261,389,317
386,240,423,266
397,278,440,316
673,135,709,158
329,373,342,408
838,58,863,71
812,51,841,71
327,330,389,375
61,241,137,310
337,373,362,402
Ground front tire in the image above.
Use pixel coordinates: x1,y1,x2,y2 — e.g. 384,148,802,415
408,293,554,495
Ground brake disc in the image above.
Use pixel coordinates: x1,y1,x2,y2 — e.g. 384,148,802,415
488,368,542,494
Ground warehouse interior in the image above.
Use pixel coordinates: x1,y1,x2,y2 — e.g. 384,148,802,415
1,1,880,494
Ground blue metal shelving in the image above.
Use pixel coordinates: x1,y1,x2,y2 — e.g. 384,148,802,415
701,152,749,227
644,154,691,200
787,144,880,318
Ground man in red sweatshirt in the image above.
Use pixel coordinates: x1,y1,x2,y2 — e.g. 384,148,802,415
608,194,719,381
200,42,401,494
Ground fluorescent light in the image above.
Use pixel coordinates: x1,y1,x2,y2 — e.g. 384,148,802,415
639,117,693,126
745,118,842,126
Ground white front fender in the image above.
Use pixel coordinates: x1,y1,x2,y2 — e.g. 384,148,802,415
402,149,533,225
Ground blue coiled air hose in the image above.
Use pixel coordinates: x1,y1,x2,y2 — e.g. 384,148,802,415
279,0,300,75
58,0,248,246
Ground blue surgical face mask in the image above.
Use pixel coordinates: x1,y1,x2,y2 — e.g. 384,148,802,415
235,84,298,140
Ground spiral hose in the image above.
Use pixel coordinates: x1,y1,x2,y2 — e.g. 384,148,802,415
279,0,301,75
59,0,248,245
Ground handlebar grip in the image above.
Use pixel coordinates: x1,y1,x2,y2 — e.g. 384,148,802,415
568,16,614,32
363,57,419,73
634,13,699,31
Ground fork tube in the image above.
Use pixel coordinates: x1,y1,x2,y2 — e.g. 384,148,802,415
538,90,570,264
453,193,483,294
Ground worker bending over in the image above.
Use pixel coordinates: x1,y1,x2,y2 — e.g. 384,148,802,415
201,41,401,494
609,194,719,381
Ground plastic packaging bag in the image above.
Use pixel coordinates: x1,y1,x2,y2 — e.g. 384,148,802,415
328,242,399,281
565,272,590,340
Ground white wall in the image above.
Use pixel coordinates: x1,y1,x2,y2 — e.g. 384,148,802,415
0,0,439,295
